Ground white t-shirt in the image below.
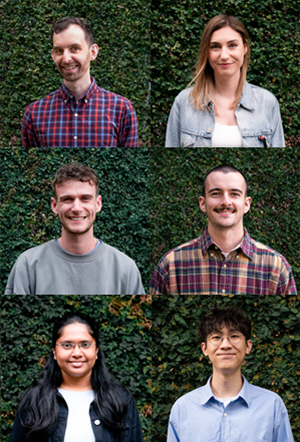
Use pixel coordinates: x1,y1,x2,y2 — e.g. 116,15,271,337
58,388,96,442
212,122,243,147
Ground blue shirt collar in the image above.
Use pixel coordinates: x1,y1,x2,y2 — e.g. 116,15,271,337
200,375,251,407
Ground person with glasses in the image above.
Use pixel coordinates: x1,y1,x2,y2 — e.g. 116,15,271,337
167,307,294,442
11,313,143,442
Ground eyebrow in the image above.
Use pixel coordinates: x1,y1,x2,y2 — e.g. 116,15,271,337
58,193,94,200
53,43,82,50
210,39,239,44
208,188,243,194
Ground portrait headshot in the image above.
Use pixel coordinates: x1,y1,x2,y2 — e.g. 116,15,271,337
1,148,149,294
152,1,299,147
150,148,299,295
1,295,151,442
151,295,300,441
2,1,150,147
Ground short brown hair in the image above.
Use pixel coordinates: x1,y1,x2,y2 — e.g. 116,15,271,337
51,17,95,46
189,15,250,112
202,164,248,197
52,163,99,199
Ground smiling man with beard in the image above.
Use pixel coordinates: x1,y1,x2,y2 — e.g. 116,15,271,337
167,307,294,442
150,164,297,295
5,164,145,294
22,17,139,147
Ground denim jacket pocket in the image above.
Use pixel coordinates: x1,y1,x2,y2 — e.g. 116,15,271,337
180,131,211,147
241,130,272,147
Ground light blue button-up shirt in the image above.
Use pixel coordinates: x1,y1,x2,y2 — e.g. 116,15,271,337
167,376,294,442
165,81,285,147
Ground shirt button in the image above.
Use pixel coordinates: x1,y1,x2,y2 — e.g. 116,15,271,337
210,253,213,257
222,289,226,294
75,113,78,117
70,95,73,98
224,413,227,416
94,419,101,426
224,264,227,268
64,100,67,103
85,99,88,103
74,136,77,139
236,255,239,259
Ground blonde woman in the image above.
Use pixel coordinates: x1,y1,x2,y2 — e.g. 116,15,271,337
165,15,285,147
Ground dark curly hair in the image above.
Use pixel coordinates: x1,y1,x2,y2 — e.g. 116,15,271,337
197,306,252,344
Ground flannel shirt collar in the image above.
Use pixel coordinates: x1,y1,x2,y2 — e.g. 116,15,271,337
59,76,97,103
200,375,250,408
201,227,253,260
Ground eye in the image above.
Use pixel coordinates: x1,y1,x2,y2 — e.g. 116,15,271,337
229,43,237,48
72,46,80,52
62,343,73,349
210,334,222,341
80,342,92,349
210,44,220,50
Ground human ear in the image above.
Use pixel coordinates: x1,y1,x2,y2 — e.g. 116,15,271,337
51,197,58,215
201,342,208,356
90,44,99,60
245,339,252,354
244,196,251,214
52,348,57,360
96,195,102,213
199,196,206,213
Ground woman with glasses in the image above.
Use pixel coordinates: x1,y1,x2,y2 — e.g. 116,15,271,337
165,14,285,147
11,313,143,442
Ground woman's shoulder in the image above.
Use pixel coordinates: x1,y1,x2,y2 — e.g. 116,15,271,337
244,81,279,104
173,87,194,103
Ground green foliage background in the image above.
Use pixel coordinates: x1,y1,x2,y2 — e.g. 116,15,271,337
151,0,300,146
1,295,151,441
0,0,150,147
152,295,300,441
150,148,300,290
0,148,149,294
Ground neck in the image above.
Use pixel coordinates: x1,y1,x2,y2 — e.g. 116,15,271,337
60,372,93,392
207,224,244,254
213,70,240,101
64,72,91,100
59,229,97,255
210,370,243,398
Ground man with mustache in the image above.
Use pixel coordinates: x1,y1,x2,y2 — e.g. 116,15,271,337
150,164,297,295
5,164,145,294
167,307,294,441
22,17,139,147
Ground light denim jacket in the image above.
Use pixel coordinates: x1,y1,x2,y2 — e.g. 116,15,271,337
165,81,285,147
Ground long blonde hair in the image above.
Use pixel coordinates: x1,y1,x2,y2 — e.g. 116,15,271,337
188,15,250,111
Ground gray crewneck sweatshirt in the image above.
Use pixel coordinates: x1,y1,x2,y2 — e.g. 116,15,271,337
5,239,145,295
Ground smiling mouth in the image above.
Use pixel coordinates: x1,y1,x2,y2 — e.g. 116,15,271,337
69,361,85,367
215,209,235,214
61,65,79,71
68,216,87,221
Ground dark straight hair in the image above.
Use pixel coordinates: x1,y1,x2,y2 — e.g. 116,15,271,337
18,313,128,438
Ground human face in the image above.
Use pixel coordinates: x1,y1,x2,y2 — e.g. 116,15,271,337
199,171,251,232
51,180,102,236
201,326,252,375
51,24,98,82
208,26,247,80
53,322,99,381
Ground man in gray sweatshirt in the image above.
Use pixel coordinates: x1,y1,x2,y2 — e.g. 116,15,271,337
5,163,145,295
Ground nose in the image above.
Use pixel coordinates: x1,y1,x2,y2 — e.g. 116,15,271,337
220,192,231,206
220,46,229,60
72,344,83,355
72,198,82,212
62,49,72,64
220,336,232,348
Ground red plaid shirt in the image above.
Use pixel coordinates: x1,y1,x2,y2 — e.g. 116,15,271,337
22,78,139,147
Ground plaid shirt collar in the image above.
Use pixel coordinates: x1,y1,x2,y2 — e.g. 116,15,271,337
59,76,97,103
201,227,253,260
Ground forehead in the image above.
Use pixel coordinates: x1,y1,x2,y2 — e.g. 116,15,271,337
52,24,87,47
205,171,246,194
211,325,240,334
55,180,97,197
210,26,243,43
57,322,94,341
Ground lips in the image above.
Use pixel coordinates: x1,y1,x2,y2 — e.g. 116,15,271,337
69,361,85,368
68,216,86,220
219,63,233,67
